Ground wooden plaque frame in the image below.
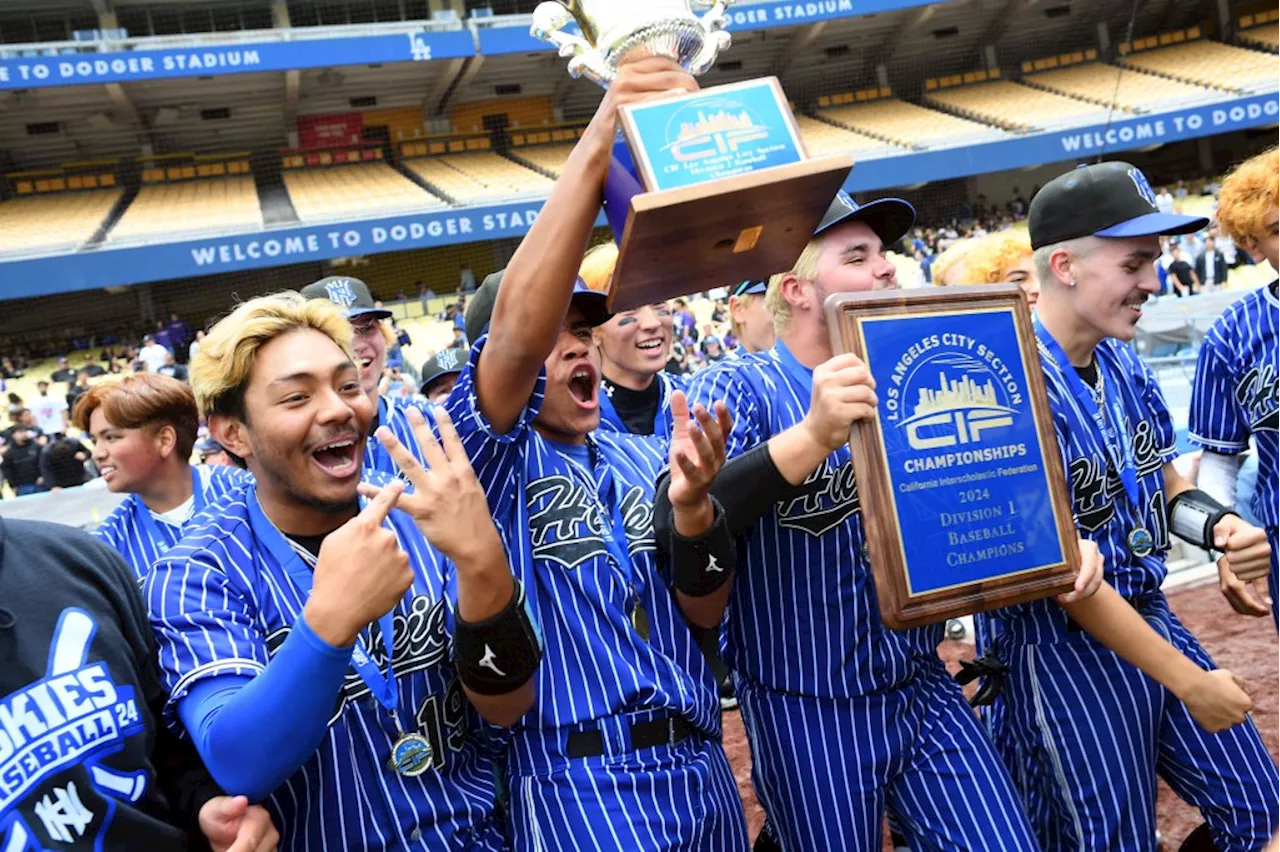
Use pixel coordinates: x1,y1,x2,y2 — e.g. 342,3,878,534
825,284,1080,629
607,75,853,312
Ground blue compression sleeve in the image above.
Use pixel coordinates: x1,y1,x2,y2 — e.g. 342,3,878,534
177,616,353,802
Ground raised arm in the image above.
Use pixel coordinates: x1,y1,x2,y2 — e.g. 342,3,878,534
475,58,699,433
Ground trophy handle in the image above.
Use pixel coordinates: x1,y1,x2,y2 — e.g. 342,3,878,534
531,0,613,83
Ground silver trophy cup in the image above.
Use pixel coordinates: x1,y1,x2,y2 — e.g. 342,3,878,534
531,0,733,85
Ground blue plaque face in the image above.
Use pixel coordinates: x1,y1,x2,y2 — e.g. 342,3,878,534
620,78,805,192
857,308,1065,596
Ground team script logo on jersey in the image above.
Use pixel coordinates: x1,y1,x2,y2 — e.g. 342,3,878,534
776,460,861,537
1237,362,1279,432
526,476,654,569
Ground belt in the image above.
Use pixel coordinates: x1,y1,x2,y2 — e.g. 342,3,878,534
565,714,694,758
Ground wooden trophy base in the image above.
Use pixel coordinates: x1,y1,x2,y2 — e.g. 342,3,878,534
607,154,854,312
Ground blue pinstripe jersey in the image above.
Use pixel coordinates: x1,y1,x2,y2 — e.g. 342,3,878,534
979,337,1179,647
597,370,690,440
1189,283,1278,532
144,479,506,851
685,345,939,699
443,344,720,762
93,464,250,581
364,394,434,477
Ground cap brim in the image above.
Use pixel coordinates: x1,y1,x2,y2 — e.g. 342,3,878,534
346,307,393,321
817,197,916,246
1094,211,1208,240
571,290,613,328
733,282,767,296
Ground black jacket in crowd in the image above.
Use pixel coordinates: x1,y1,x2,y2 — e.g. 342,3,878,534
1,438,43,488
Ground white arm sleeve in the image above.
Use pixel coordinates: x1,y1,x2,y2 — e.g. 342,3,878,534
1197,449,1243,509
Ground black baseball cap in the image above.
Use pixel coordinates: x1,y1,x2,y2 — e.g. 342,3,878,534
733,280,767,297
1029,162,1208,250
816,190,916,246
465,269,612,344
419,349,465,395
300,276,393,321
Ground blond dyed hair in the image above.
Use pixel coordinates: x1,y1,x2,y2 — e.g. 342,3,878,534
190,291,354,420
764,238,824,331
961,230,1033,285
579,241,618,293
1215,147,1278,247
931,237,976,286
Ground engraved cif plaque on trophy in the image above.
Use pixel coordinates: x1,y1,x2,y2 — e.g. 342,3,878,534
532,0,854,311
826,285,1079,629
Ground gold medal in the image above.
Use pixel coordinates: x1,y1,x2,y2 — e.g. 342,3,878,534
630,599,651,643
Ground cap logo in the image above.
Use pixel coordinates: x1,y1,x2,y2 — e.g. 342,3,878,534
435,349,460,371
1127,168,1158,209
324,279,357,307
835,190,858,214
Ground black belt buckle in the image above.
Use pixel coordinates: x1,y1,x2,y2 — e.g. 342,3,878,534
957,653,1008,708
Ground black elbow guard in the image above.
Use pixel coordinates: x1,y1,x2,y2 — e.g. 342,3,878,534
454,580,542,696
671,497,736,597
1168,488,1237,551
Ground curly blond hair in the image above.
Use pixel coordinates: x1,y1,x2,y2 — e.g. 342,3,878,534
190,291,353,421
960,230,1033,285
1215,147,1278,247
578,241,618,293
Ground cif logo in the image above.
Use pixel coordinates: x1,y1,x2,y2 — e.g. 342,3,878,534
407,32,433,61
899,352,1016,450
324,278,357,307
663,98,770,165
1127,167,1158,208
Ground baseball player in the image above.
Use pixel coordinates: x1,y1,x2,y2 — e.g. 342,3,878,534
145,292,540,849
579,241,690,439
301,276,433,476
977,162,1279,851
444,56,749,849
1189,147,1278,623
0,516,277,852
955,229,1039,305
420,349,465,404
728,280,776,355
74,373,248,580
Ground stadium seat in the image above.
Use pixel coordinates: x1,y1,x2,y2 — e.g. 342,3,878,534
1122,40,1277,93
1024,62,1220,113
793,115,901,158
510,143,576,177
815,98,1003,149
403,153,554,204
284,163,446,223
1239,23,1279,51
109,177,263,242
0,189,121,255
924,80,1110,132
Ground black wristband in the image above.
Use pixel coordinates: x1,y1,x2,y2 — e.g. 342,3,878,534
1169,488,1238,551
454,580,541,696
671,496,736,597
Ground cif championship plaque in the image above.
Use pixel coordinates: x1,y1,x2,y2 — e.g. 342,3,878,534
532,0,854,311
826,285,1079,629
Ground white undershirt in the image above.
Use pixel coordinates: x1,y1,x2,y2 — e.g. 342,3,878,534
150,494,195,528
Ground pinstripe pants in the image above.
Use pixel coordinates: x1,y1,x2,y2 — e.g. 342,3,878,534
989,595,1279,851
506,725,748,851
738,661,1039,851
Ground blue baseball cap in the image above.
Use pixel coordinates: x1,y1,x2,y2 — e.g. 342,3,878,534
733,280,767,297
1029,162,1209,249
816,191,916,246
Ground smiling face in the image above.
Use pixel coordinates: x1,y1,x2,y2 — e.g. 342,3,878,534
88,408,170,494
213,328,372,515
1004,255,1040,306
597,302,672,385
1050,236,1162,344
534,305,602,444
349,317,387,396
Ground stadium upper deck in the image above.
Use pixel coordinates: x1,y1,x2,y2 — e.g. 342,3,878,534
0,0,1275,298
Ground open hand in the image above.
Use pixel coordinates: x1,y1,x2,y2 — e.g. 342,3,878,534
668,390,732,511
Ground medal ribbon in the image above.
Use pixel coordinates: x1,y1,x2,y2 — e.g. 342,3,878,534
1032,316,1142,510
246,488,404,725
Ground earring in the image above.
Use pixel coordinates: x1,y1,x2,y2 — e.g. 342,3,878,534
1068,278,1077,287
